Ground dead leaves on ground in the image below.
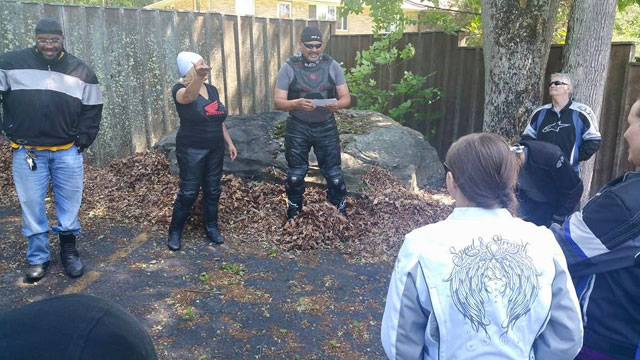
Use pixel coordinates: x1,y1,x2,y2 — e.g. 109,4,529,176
0,149,453,261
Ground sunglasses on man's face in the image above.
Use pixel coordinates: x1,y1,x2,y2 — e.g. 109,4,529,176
549,80,568,87
36,39,62,45
303,43,322,50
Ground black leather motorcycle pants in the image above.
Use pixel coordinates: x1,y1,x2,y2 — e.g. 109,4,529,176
284,116,347,209
170,145,224,232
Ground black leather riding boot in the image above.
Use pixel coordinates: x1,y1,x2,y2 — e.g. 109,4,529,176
167,205,190,251
286,198,303,220
203,197,224,244
59,234,84,278
314,116,347,216
284,117,312,220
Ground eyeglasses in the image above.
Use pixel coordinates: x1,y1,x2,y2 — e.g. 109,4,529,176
549,80,568,87
443,161,451,173
36,39,62,45
302,43,322,50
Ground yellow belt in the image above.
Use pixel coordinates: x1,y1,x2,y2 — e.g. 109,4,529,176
9,141,75,151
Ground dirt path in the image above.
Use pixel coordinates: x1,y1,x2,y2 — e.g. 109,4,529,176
0,204,391,359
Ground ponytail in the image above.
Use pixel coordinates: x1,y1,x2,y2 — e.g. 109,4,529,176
446,132,520,213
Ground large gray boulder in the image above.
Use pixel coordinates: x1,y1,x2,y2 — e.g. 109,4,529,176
153,110,444,191
340,111,445,190
153,112,286,177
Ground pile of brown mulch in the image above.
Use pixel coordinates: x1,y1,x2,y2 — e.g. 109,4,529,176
0,149,15,203
0,149,453,260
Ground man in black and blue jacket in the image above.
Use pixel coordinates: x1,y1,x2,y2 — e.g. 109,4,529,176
0,18,103,282
552,98,640,359
522,73,601,173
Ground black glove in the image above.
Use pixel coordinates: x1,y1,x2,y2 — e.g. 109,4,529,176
75,134,89,153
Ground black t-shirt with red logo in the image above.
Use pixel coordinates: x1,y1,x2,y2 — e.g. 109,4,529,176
172,82,227,149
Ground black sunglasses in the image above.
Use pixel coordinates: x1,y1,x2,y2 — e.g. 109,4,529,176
303,43,322,50
549,80,568,87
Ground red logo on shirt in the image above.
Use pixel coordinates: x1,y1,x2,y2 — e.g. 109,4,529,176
204,100,225,116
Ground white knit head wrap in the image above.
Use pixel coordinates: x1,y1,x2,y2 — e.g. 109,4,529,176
177,51,203,77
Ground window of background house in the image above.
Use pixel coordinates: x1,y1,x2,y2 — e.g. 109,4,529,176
337,14,348,31
278,2,291,18
308,4,337,21
236,0,255,15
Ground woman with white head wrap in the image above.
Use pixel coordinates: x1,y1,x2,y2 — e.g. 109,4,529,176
167,52,237,251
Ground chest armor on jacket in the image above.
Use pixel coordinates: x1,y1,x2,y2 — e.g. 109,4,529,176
286,55,336,100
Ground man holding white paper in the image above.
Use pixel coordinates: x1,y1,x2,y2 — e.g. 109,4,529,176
273,27,351,219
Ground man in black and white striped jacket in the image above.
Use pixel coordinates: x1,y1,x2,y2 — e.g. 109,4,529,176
0,18,103,282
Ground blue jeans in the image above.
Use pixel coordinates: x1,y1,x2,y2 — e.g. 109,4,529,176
12,146,83,265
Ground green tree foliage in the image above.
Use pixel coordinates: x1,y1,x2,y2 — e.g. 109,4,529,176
340,0,441,125
422,0,640,46
613,3,640,50
618,0,640,10
341,0,406,35
443,0,482,45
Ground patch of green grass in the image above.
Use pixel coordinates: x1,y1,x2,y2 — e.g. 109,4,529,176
219,263,246,276
182,306,197,321
296,297,309,312
198,272,210,282
329,339,340,348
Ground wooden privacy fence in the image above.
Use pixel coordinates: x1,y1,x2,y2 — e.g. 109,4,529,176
329,33,638,193
0,1,334,166
1,2,637,192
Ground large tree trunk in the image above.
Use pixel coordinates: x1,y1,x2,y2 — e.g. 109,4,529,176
481,0,561,140
561,0,617,200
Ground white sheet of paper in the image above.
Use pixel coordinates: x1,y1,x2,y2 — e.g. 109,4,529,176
312,98,338,107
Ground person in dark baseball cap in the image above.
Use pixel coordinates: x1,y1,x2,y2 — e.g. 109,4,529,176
300,26,322,42
273,25,352,220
